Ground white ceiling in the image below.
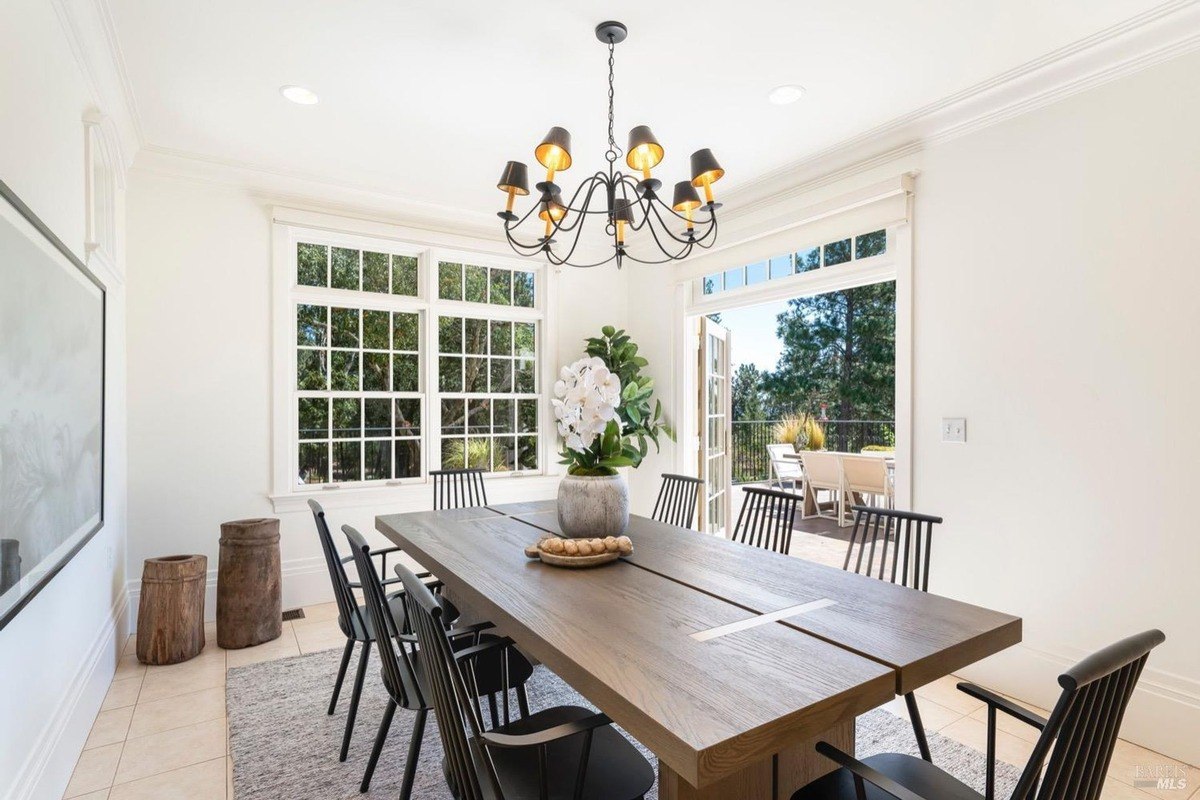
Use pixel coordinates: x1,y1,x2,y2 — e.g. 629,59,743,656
110,0,1167,219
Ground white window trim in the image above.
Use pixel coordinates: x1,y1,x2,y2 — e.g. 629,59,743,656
268,211,560,513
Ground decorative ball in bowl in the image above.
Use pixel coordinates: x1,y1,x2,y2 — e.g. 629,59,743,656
524,535,633,568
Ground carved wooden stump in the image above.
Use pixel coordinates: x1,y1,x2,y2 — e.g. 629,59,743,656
217,518,282,649
136,555,207,665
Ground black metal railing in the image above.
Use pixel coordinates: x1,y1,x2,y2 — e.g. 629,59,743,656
731,419,896,484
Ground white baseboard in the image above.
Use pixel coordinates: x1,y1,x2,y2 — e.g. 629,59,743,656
126,556,332,629
954,639,1200,768
9,588,129,800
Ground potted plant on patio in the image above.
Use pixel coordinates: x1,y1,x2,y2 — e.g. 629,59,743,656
552,327,671,537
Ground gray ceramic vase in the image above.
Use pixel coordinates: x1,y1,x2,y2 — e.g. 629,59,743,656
556,473,630,538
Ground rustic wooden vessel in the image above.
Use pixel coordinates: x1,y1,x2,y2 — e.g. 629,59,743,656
136,554,207,665
217,517,282,649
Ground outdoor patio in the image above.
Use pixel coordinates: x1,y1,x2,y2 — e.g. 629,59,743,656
727,481,855,569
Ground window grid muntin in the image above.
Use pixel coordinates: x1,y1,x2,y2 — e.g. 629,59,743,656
437,313,539,473
292,239,543,489
700,228,888,297
437,260,536,308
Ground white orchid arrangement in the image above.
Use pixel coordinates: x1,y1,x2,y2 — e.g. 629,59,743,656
551,356,638,475
552,328,673,476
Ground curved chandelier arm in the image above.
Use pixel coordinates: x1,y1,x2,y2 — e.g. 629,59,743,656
554,173,612,232
643,198,719,247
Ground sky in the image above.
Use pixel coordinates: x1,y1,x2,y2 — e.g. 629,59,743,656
717,298,793,373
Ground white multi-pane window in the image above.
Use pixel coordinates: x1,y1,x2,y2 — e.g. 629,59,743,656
699,228,888,297
287,237,544,491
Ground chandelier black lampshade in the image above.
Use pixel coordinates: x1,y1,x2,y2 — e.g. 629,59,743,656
626,125,664,173
612,197,635,223
671,181,701,212
496,161,530,196
689,149,725,190
538,191,567,222
535,127,573,174
495,21,724,268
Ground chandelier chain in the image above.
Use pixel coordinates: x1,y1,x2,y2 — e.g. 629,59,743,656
605,38,621,164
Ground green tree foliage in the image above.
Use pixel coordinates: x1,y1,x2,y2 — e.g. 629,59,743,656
731,364,767,420
760,281,896,421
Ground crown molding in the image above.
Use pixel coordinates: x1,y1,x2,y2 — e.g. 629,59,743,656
718,0,1200,222
51,0,144,173
133,144,501,241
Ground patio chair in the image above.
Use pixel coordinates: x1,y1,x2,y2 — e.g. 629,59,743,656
799,451,849,526
841,455,893,509
766,443,804,493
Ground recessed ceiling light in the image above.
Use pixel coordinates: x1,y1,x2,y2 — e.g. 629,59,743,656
768,84,806,105
280,85,319,105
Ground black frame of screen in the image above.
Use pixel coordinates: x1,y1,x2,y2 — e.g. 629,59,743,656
0,177,107,631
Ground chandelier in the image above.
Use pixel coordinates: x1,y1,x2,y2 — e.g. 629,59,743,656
495,21,725,269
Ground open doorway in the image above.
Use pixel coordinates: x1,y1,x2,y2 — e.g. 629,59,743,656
685,227,907,567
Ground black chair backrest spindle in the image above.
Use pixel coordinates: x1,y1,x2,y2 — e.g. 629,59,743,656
430,468,489,510
1015,630,1166,800
308,499,366,634
845,505,943,592
398,562,503,800
342,526,424,710
652,473,702,529
731,486,800,555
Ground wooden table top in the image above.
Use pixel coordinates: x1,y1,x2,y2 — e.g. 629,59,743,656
377,510,895,787
377,501,1020,789
490,501,1021,695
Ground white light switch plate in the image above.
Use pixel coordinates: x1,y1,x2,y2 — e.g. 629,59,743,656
942,417,967,443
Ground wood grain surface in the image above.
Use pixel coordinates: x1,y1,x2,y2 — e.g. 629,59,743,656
377,511,894,788
490,501,1021,695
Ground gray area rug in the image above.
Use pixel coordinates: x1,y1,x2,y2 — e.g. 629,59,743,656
228,647,1021,799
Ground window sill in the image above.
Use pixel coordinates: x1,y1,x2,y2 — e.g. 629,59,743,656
268,472,563,514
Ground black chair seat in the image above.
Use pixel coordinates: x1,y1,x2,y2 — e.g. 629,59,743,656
791,753,982,800
461,705,655,800
381,633,536,713
339,592,459,641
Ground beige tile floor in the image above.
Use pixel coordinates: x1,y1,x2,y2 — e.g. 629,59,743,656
67,561,1196,799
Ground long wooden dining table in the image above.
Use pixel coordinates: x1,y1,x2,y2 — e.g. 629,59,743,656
376,499,1020,800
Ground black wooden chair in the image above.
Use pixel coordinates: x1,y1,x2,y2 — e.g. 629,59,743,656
791,629,1166,800
731,486,801,554
431,467,489,510
843,505,944,762
343,526,535,799
308,499,459,762
396,561,656,800
651,473,702,529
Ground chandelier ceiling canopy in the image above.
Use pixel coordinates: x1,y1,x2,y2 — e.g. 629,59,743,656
495,20,725,269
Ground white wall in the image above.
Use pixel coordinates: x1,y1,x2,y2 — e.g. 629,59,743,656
0,2,129,798
910,50,1200,764
123,173,629,617
628,50,1200,763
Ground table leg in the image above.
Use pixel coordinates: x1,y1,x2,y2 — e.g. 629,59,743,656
658,719,854,800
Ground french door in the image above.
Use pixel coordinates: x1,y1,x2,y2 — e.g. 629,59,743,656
697,316,732,535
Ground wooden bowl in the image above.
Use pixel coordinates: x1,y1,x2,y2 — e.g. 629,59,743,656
537,550,621,569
